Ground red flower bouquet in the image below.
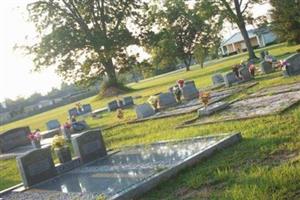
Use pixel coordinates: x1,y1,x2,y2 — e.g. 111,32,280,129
27,130,41,141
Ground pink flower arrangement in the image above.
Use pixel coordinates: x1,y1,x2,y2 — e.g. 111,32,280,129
27,130,41,141
63,122,72,129
177,79,185,88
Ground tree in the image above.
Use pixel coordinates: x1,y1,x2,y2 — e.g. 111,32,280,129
24,0,143,91
270,0,300,44
143,0,222,71
207,0,264,59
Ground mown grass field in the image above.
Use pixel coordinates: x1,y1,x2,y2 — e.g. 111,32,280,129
1,43,300,199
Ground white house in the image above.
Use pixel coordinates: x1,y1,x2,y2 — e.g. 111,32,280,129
220,27,277,56
38,100,54,109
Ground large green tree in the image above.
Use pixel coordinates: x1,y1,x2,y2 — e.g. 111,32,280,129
143,0,222,71
270,0,300,44
24,0,142,89
206,0,264,59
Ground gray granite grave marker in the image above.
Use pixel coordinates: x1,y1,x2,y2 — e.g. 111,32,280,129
158,92,177,109
212,74,224,85
260,61,274,74
224,72,239,87
82,104,92,113
72,129,107,163
239,67,252,81
0,127,31,154
135,103,156,119
283,53,300,76
68,107,78,117
16,147,56,187
182,84,199,101
46,120,61,130
107,100,119,112
123,96,134,106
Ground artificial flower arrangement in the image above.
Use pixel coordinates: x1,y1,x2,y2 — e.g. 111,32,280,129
51,135,66,149
27,130,41,141
200,92,211,107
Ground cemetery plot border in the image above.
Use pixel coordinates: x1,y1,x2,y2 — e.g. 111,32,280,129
178,91,300,129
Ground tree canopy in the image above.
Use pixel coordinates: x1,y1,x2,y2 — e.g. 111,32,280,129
24,0,143,88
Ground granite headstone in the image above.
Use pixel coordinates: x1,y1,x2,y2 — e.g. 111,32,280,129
224,72,239,87
82,104,92,113
68,107,78,117
182,84,199,101
72,129,107,163
158,92,177,109
239,67,252,81
198,102,229,116
212,74,225,85
107,100,119,112
260,61,274,74
0,127,31,154
123,96,134,106
135,103,156,119
16,147,56,187
283,53,300,77
46,119,61,130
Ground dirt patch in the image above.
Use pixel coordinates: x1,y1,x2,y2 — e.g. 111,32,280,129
99,86,127,98
262,149,299,166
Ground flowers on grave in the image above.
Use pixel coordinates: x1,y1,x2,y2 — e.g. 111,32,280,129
200,92,210,108
27,130,41,142
63,122,72,129
148,95,159,111
177,79,185,88
279,60,290,70
116,108,124,119
51,135,66,150
173,86,182,103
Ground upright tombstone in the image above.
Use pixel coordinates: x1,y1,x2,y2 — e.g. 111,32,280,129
135,103,156,119
72,129,107,163
182,84,199,101
185,80,196,87
212,74,225,85
117,100,124,108
82,104,92,113
224,72,239,87
239,67,252,81
68,107,78,118
0,127,31,154
283,53,300,77
158,92,177,109
46,119,61,130
16,147,57,187
107,100,119,112
260,61,274,74
123,96,134,106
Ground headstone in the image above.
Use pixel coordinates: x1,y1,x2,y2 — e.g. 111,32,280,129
158,92,177,109
107,100,119,112
117,100,124,108
239,67,252,81
82,104,92,113
46,120,61,130
185,80,196,87
224,72,239,87
182,84,199,101
123,96,134,106
16,147,56,187
68,107,78,117
135,103,156,119
212,74,224,85
283,53,300,77
260,61,274,74
198,102,229,116
0,127,31,154
72,129,107,163
260,51,265,60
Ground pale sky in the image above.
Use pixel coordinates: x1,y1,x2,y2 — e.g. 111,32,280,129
0,1,271,102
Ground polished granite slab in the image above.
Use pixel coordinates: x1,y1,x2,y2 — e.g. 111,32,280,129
4,133,241,200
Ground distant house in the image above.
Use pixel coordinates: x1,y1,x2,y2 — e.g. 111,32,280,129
220,27,277,56
24,104,40,113
38,100,53,109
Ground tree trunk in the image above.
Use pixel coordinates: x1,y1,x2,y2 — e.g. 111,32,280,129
238,22,257,59
184,56,192,71
233,0,257,59
104,58,118,86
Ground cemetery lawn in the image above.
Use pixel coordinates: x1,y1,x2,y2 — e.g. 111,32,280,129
1,43,300,199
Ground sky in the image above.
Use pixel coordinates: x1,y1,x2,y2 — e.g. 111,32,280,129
0,1,272,102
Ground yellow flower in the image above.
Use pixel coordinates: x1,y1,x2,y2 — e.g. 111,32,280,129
51,135,66,149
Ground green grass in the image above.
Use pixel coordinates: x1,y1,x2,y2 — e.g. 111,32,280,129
1,43,300,199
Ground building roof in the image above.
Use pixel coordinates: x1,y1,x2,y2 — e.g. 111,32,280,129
221,29,257,46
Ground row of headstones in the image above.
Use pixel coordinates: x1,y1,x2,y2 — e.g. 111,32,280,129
135,81,199,119
68,104,92,118
212,66,253,87
107,96,134,112
17,129,106,188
